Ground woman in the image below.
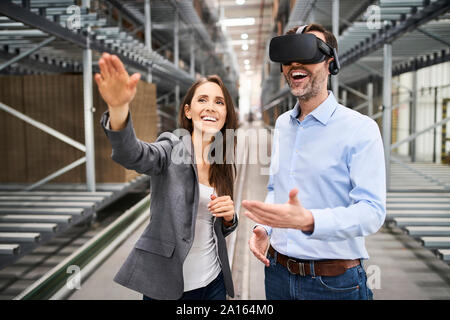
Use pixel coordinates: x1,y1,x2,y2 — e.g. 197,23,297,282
95,53,238,300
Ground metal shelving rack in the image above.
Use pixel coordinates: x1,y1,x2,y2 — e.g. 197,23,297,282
0,0,238,117
0,0,238,270
101,0,239,130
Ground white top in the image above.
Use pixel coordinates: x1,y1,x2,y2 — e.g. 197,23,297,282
182,183,221,292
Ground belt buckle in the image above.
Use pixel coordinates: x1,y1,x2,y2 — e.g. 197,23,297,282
287,258,306,276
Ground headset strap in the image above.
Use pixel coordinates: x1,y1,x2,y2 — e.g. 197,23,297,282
317,38,334,58
295,25,308,34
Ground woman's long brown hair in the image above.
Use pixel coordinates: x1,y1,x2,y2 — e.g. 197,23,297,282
178,75,238,199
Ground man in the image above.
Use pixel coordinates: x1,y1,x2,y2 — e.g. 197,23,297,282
242,24,386,300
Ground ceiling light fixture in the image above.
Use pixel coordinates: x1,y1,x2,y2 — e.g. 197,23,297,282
241,43,249,51
220,18,255,27
241,33,248,40
231,39,255,46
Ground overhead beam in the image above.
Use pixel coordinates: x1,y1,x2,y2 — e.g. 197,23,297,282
393,50,450,76
340,0,450,67
0,36,55,72
417,27,450,47
0,48,77,74
0,1,193,87
105,0,143,26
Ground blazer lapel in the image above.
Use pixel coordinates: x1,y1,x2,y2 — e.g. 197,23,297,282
181,134,198,182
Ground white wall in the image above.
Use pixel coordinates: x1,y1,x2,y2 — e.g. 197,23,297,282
395,61,450,162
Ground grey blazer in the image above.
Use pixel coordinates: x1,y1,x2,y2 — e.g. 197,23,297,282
100,110,237,300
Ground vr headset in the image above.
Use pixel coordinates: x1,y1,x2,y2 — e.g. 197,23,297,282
269,25,340,75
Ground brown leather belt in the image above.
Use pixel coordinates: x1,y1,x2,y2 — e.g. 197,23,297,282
268,245,360,277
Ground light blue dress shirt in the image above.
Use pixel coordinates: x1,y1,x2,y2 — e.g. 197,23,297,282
261,91,386,260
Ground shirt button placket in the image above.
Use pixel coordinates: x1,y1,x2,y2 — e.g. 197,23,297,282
290,123,302,177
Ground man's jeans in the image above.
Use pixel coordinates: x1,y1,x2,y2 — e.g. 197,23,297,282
265,251,373,300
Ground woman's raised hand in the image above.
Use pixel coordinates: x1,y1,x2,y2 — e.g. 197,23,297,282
94,53,141,109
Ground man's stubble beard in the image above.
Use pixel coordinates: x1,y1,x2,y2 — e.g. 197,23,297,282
285,66,328,101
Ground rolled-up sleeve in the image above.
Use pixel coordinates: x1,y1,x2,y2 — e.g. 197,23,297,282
307,120,386,241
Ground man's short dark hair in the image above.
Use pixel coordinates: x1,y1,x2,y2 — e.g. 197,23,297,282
286,23,338,52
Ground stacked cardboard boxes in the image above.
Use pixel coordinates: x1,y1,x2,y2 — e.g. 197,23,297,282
0,75,157,183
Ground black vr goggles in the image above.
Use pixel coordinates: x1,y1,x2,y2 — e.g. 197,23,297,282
269,31,340,75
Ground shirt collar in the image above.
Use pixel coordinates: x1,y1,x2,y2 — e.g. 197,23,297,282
289,91,338,126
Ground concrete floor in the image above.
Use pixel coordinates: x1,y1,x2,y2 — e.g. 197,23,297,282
366,226,450,299
67,121,450,300
229,162,268,300
69,222,145,300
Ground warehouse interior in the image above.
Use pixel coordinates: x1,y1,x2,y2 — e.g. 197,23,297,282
0,0,450,300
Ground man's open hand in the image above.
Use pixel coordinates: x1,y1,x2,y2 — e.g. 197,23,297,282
249,226,270,267
242,188,314,232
